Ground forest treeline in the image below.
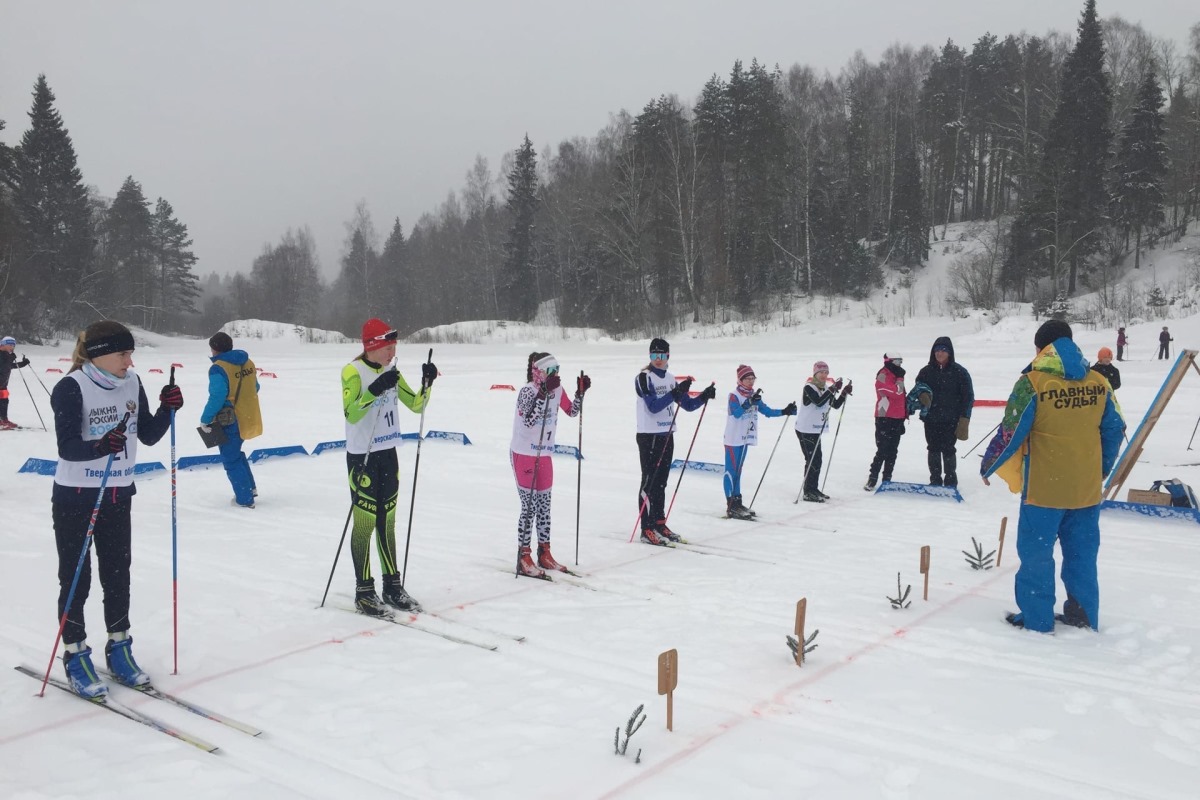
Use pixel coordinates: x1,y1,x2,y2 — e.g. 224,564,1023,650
1,1,1197,340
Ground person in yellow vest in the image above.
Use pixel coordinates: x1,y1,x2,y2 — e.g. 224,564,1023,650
200,332,262,508
980,320,1124,633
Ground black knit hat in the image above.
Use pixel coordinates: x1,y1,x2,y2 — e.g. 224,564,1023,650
1034,319,1072,351
649,337,670,354
209,332,234,353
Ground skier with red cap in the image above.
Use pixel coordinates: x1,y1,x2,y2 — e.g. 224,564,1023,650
723,364,794,519
340,318,437,617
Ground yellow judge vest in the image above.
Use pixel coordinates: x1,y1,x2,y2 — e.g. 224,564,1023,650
217,358,263,440
1022,369,1109,509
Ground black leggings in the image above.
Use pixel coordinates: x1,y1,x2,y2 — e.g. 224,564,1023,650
346,448,400,582
636,433,673,528
796,431,823,494
54,496,133,646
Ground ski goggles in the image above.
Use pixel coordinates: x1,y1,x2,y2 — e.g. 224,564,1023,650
650,352,670,360
544,364,560,375
369,329,399,343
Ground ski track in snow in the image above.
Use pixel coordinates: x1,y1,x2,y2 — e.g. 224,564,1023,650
3,305,1200,798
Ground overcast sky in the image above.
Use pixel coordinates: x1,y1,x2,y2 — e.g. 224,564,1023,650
0,1,1192,280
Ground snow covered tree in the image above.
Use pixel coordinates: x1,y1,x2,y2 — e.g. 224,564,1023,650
1111,69,1167,269
9,75,94,332
500,134,539,321
149,198,200,329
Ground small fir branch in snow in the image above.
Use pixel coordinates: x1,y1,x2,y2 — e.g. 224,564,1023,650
635,749,642,764
615,704,646,757
963,537,996,570
786,630,819,659
888,573,912,609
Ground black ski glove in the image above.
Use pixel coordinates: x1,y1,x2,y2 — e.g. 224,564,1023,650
782,401,797,416
368,367,399,396
576,374,591,397
672,378,694,401
15,356,29,368
95,423,128,456
840,383,853,398
421,361,438,388
832,378,844,392
159,384,184,411
538,373,561,398
700,384,717,402
741,389,762,410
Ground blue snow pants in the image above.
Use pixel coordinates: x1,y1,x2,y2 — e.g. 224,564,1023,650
723,445,748,498
218,420,257,506
1014,503,1101,632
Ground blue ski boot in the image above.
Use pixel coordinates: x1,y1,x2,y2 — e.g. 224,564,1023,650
63,643,108,699
105,633,151,687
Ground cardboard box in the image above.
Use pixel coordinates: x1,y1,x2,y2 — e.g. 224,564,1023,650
1127,488,1171,506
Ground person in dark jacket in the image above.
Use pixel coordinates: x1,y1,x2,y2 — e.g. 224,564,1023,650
0,335,31,429
1091,347,1121,391
915,336,974,487
1158,326,1173,360
1116,327,1127,361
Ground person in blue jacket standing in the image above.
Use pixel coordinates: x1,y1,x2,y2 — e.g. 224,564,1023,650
723,364,794,518
200,332,262,508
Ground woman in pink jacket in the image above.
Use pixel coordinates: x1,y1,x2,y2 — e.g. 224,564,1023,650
865,353,908,490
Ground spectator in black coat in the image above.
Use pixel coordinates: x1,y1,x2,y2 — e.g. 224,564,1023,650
915,336,974,487
1158,327,1173,360
1091,347,1121,390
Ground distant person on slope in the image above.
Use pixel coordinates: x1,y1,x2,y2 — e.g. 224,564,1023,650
795,360,851,503
723,364,794,518
1091,347,1121,391
980,320,1124,633
915,337,973,487
1116,327,1128,361
199,332,262,508
634,337,715,545
0,335,31,429
865,353,907,491
510,352,589,578
50,320,183,697
1158,326,1173,360
341,318,436,617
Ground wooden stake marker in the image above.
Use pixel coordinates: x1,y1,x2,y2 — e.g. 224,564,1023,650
996,516,1008,567
657,648,678,732
920,545,931,601
794,598,807,667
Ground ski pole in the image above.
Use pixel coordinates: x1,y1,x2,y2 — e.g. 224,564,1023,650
748,415,790,511
820,388,850,493
1188,412,1200,451
516,384,552,577
628,401,684,542
30,361,53,397
17,364,47,430
168,367,179,675
319,357,392,608
664,383,714,523
575,370,584,566
963,421,1001,458
38,412,128,696
401,349,434,585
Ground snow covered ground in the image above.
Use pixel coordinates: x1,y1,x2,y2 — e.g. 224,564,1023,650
2,306,1198,799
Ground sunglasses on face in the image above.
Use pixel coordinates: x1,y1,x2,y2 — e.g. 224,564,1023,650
544,365,560,375
370,329,399,343
651,352,669,360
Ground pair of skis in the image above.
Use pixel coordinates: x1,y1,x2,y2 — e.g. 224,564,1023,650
15,664,262,754
337,605,525,650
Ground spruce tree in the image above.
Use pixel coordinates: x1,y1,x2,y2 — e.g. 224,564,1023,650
378,218,408,331
1111,69,1167,268
887,145,929,266
99,176,154,326
149,198,200,328
500,134,539,321
10,75,94,330
1038,0,1112,293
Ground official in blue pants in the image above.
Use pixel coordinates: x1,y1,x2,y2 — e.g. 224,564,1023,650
200,333,263,508
981,320,1124,633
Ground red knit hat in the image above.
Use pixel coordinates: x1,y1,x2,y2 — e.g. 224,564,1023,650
362,318,397,352
737,364,755,382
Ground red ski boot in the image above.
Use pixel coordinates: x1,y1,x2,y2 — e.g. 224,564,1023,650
516,545,547,579
537,543,568,572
